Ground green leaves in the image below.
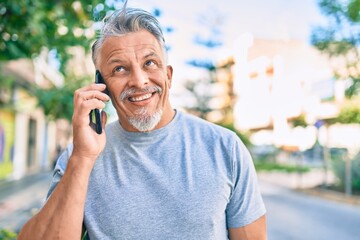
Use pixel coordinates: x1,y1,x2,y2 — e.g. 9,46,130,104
348,0,360,21
35,86,74,121
0,0,121,121
34,75,91,121
335,105,360,124
0,229,17,240
311,0,360,98
0,0,115,73
325,101,360,124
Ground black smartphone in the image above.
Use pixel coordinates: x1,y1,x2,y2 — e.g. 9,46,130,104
90,70,105,134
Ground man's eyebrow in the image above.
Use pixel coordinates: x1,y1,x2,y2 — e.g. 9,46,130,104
143,51,159,59
107,58,126,64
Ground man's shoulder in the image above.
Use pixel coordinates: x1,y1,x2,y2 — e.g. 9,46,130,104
177,111,237,139
53,143,73,174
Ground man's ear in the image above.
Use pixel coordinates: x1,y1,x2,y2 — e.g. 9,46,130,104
166,65,173,88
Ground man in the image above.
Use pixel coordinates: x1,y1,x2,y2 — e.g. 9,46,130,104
18,2,266,239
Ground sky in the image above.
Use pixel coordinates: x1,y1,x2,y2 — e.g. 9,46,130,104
127,0,327,71
122,1,328,96
130,0,327,41
98,0,329,111
124,0,328,103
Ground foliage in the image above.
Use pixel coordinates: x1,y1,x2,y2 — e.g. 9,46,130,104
186,59,215,71
0,0,118,120
254,162,310,173
0,63,91,121
335,105,360,124
0,0,173,121
289,114,308,127
36,73,92,121
326,102,360,124
0,229,17,240
0,0,120,74
35,84,79,122
311,0,360,98
184,8,229,120
184,76,216,120
331,150,360,190
0,75,15,106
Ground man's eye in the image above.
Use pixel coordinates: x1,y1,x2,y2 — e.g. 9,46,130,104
114,66,125,72
145,60,155,67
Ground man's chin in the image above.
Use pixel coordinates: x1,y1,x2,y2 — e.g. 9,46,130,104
127,109,163,132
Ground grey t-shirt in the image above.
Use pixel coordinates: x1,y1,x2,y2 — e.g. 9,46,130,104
49,110,265,239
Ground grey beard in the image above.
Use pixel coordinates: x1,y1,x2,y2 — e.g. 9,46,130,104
127,108,163,132
120,86,164,132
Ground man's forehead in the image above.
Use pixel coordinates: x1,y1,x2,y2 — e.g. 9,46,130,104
101,33,162,59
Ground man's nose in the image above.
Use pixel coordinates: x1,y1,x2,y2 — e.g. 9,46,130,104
129,66,149,88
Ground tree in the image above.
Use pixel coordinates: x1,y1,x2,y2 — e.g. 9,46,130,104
311,0,360,98
184,8,229,121
0,1,172,121
0,0,119,73
326,101,360,124
0,0,121,120
34,76,91,121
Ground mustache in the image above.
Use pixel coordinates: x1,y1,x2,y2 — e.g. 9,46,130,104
120,86,163,101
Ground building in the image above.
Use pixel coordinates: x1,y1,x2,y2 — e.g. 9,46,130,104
0,53,68,181
215,33,344,151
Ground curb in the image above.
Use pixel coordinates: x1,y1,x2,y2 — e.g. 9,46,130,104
257,171,360,206
298,187,360,206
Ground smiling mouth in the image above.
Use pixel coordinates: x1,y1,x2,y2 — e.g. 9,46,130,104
121,86,163,103
128,93,153,102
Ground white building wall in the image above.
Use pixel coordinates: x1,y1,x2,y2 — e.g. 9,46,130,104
12,113,29,180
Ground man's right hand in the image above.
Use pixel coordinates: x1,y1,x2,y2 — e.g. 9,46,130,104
17,83,110,240
71,83,110,167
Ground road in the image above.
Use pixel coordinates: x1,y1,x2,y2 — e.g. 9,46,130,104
0,172,52,232
261,181,360,240
1,173,360,240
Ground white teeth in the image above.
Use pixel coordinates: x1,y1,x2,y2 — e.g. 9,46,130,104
129,93,152,102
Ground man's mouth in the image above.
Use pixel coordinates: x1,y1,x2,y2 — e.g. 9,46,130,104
128,93,153,102
121,86,163,103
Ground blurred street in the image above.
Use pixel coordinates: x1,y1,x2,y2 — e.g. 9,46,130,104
261,181,360,240
1,171,360,239
0,171,52,232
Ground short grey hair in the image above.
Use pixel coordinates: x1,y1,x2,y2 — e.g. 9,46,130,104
91,3,166,66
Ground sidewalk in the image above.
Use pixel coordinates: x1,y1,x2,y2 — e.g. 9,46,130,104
258,170,360,206
0,171,53,232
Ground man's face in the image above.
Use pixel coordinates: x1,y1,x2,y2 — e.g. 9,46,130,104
98,30,173,132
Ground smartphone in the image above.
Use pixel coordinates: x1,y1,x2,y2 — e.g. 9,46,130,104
90,70,105,134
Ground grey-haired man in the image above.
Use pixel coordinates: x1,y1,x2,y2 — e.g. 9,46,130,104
19,3,266,239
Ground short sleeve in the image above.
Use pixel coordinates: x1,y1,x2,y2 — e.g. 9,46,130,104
225,138,266,228
46,144,73,200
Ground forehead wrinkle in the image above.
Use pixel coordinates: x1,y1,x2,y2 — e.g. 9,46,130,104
105,47,159,66
144,51,158,59
104,49,133,65
100,32,164,65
